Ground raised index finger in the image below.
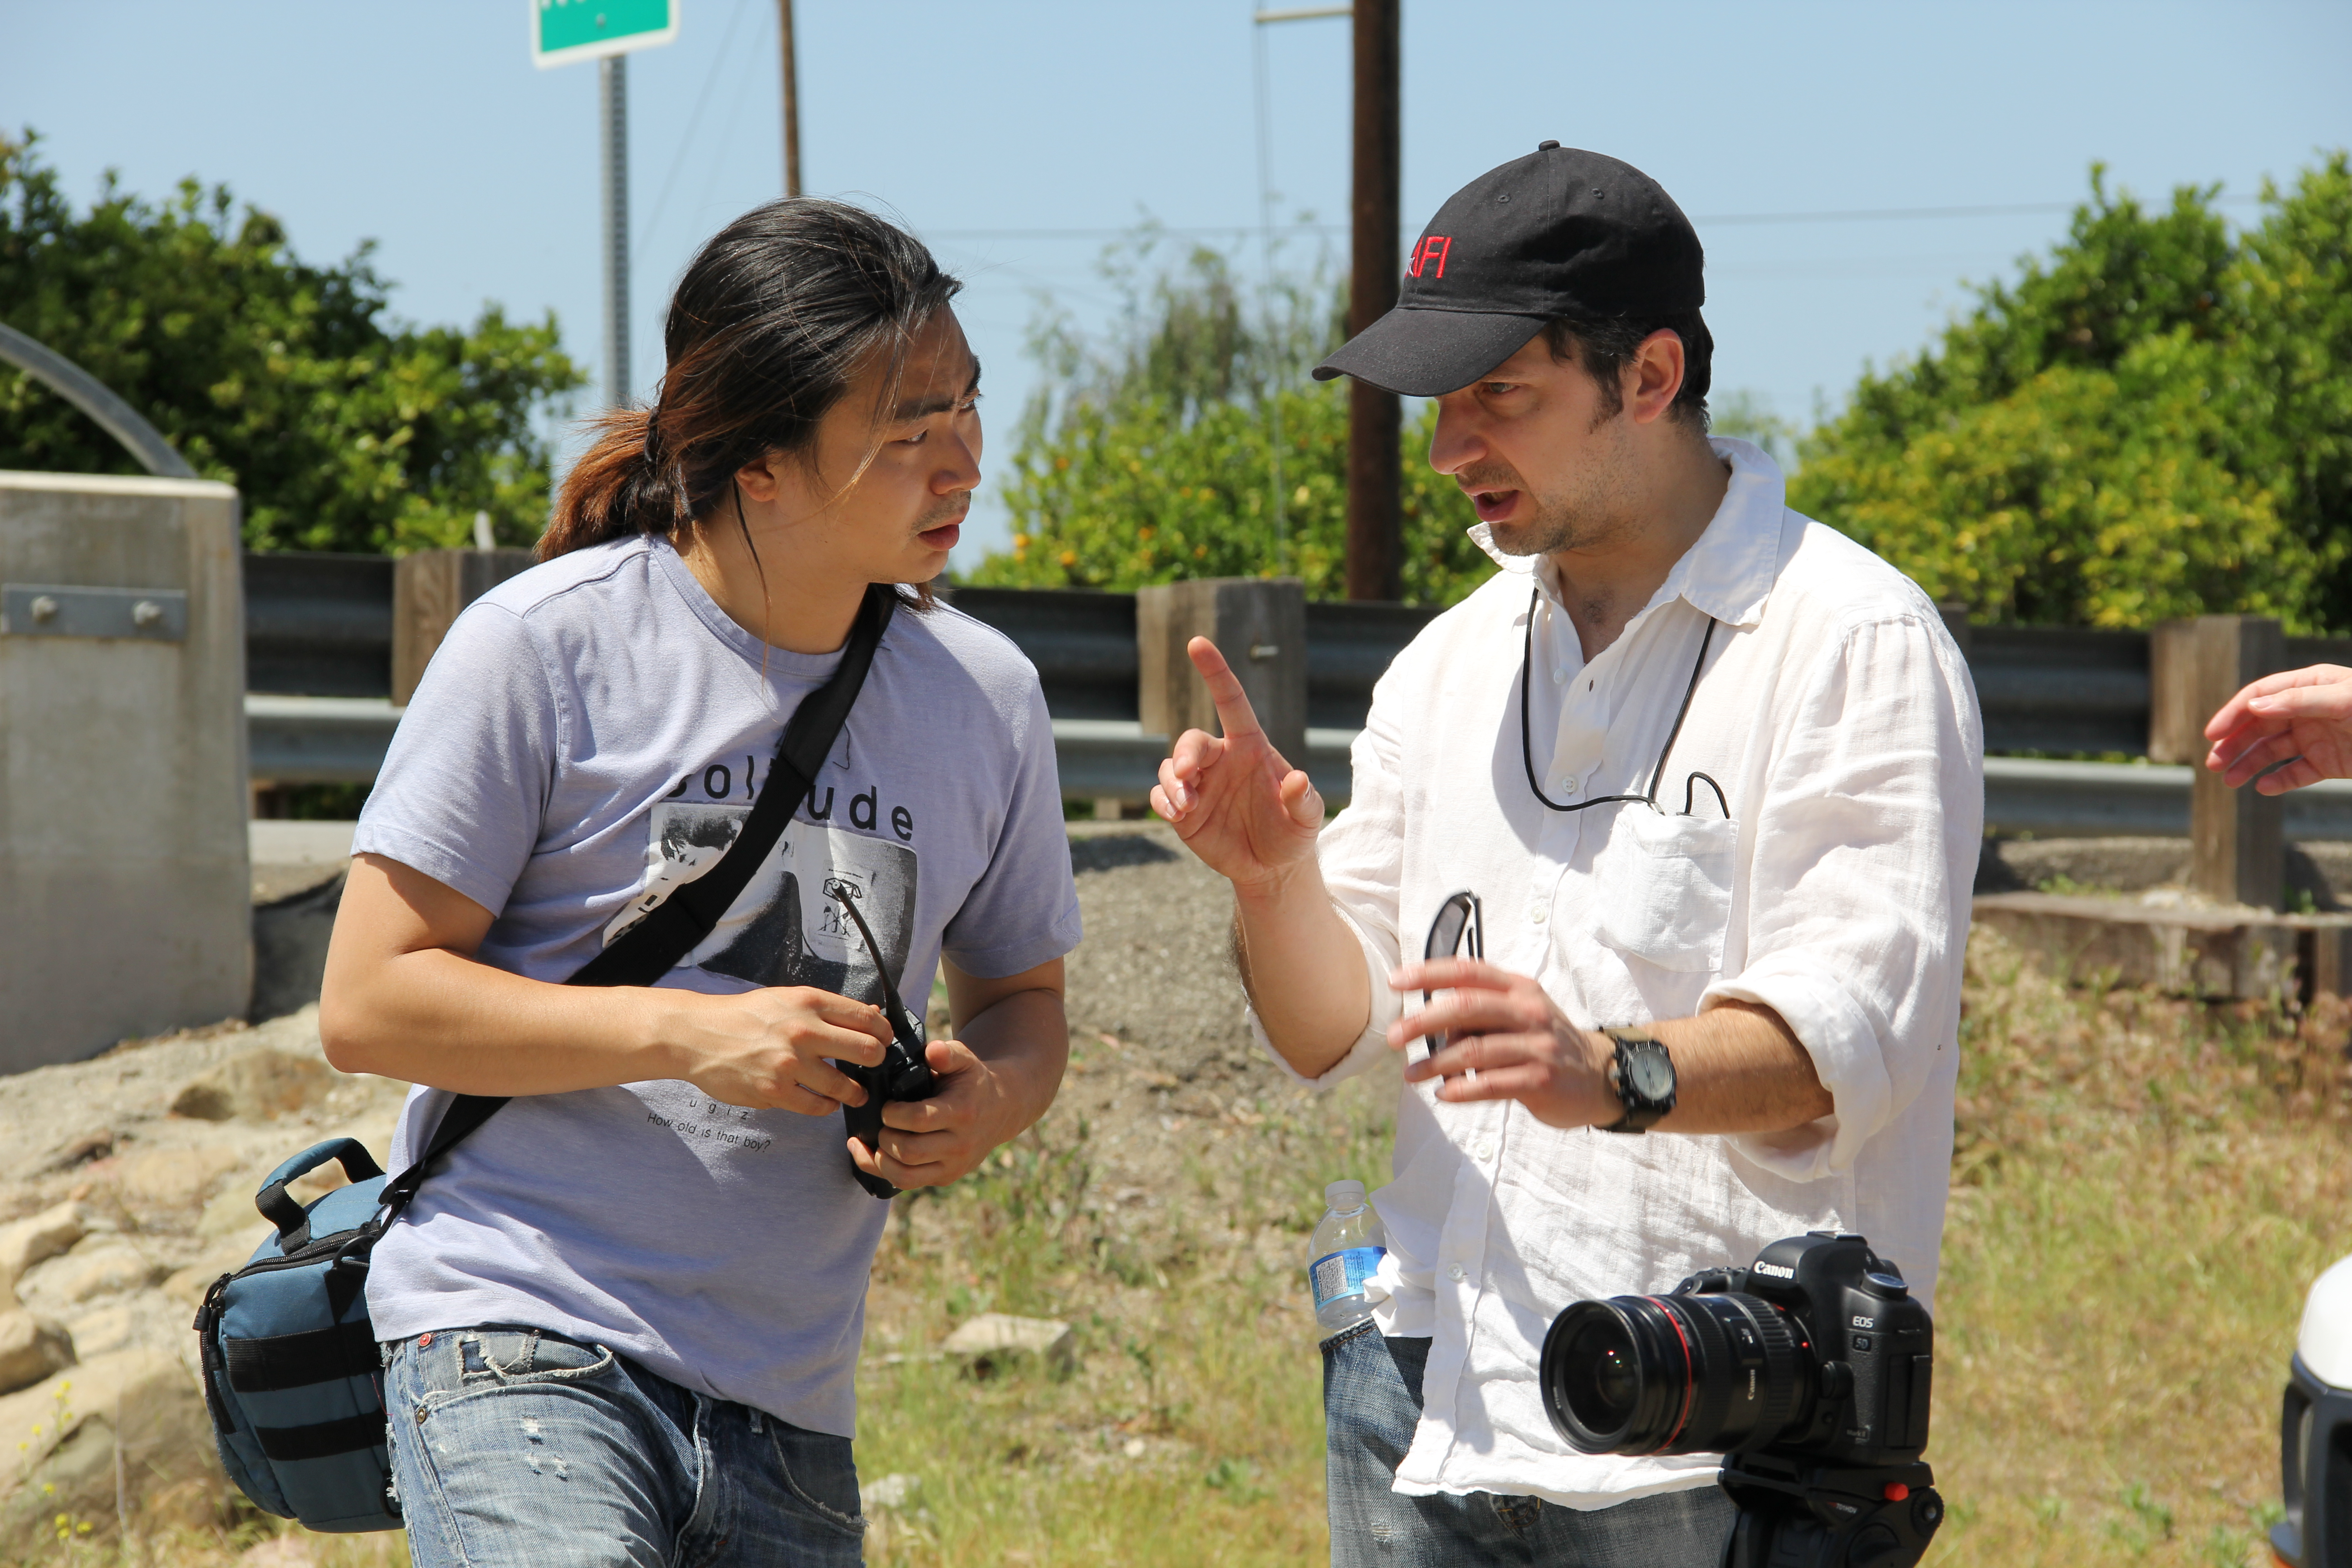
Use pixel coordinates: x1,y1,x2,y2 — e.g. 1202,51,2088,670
1186,637,1266,747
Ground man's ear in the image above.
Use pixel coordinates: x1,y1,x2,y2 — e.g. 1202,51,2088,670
1626,331,1687,426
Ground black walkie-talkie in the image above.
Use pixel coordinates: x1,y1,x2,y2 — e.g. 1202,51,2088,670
828,883,940,1199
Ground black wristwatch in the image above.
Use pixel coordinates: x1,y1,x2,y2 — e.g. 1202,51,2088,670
1599,1025,1677,1134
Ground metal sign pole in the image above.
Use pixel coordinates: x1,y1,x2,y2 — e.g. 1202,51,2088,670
600,53,632,408
533,0,674,407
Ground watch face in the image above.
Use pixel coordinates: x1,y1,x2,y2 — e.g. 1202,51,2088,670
1624,1048,1675,1100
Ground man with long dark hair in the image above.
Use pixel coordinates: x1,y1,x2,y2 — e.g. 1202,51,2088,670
1153,147,1983,1564
322,200,1080,1565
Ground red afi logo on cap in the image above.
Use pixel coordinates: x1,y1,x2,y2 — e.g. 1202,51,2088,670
1408,235,1452,279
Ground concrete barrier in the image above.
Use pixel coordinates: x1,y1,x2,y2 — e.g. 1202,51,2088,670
0,472,249,1067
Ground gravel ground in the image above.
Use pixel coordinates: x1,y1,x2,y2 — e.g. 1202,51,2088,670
1041,822,1388,1184
1062,821,1269,1088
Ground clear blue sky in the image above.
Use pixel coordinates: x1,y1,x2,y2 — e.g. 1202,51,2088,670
7,1,2349,568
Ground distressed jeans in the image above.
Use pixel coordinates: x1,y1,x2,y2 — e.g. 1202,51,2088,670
1323,1323,1736,1567
383,1326,866,1568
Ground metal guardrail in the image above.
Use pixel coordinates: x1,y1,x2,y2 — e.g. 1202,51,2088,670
257,557,2338,752
246,566,1447,731
936,588,1441,729
238,554,2352,836
242,698,1367,799
244,552,393,698
1965,627,2150,756
244,693,2352,840
246,696,404,784
1982,757,2352,839
941,587,1139,720
1303,600,1441,730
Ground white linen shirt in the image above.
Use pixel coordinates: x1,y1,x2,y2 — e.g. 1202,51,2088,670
1252,438,1982,1509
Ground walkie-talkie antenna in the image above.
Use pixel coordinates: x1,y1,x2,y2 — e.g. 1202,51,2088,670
829,885,917,1043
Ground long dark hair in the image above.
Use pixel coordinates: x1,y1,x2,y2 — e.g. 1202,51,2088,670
542,200,963,583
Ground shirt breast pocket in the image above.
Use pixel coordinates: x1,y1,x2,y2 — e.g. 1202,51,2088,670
1592,810,1737,974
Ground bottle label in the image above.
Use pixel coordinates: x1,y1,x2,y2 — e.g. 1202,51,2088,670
1310,1247,1385,1308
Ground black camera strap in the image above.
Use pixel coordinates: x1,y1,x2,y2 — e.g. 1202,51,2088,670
374,583,901,1221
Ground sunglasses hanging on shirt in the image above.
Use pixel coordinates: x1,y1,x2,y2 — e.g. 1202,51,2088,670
1519,584,1729,820
1416,890,1484,1067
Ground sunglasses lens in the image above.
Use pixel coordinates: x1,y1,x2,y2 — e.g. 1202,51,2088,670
1426,899,1470,961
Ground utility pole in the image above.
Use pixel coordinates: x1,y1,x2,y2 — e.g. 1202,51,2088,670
1346,0,1401,602
600,54,632,406
777,0,802,197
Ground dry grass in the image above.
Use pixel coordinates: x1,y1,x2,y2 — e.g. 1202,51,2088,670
852,930,2352,1568
851,1047,1396,1567
26,928,2352,1566
1924,930,2352,1566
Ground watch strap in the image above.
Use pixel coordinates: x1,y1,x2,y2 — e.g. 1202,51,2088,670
1599,1025,1676,1135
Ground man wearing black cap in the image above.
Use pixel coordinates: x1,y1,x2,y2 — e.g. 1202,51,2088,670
1153,147,1981,1564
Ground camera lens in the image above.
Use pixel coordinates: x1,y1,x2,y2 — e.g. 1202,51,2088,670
1541,1293,1814,1456
1557,1314,1641,1432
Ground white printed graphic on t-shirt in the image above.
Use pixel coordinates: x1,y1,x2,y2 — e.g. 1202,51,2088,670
605,804,920,1011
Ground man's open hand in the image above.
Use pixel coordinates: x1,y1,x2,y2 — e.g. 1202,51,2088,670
2205,664,2352,793
1387,957,1618,1129
1151,637,1323,896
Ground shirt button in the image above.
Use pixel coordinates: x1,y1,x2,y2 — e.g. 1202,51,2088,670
1448,1264,1466,1282
1529,902,1549,925
1470,1140,1494,1161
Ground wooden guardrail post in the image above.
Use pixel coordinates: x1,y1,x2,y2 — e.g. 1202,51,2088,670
392,548,538,706
1137,578,1307,763
2151,615,2286,909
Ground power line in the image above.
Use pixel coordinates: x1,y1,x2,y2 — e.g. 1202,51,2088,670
635,0,755,267
921,192,2266,245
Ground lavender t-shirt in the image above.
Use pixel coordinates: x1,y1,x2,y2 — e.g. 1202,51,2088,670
354,534,1081,1436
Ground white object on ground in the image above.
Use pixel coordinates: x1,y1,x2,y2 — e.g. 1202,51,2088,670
939,1312,1075,1374
2299,1253,2352,1388
860,1473,920,1512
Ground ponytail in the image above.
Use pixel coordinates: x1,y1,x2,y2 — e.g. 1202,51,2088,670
539,407,688,561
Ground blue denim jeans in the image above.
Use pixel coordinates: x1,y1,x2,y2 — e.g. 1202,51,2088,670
1323,1323,1735,1567
383,1326,866,1567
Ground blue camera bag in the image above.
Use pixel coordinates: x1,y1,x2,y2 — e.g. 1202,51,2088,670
193,1138,420,1530
189,587,894,1533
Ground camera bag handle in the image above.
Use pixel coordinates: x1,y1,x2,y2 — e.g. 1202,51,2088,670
368,582,902,1225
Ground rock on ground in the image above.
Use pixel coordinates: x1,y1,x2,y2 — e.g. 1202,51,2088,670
0,1004,410,1546
0,1308,74,1395
0,1348,227,1544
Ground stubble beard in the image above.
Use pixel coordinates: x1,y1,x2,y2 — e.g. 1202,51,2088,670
1472,413,1641,561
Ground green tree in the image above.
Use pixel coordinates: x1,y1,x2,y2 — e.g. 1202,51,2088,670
1792,155,2352,630
965,234,1498,605
0,132,586,553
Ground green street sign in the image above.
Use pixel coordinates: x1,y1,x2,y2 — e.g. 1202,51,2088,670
532,0,678,70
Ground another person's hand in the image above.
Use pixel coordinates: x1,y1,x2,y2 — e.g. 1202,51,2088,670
849,1038,1025,1190
1150,637,1323,895
1386,958,1617,1130
2204,664,2352,793
670,987,893,1116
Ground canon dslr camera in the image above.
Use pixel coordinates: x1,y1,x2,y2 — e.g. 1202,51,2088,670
1540,1232,1943,1568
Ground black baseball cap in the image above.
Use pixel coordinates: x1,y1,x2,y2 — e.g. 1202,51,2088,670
1313,144,1705,397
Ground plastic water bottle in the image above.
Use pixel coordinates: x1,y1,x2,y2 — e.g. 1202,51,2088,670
1308,1181,1387,1332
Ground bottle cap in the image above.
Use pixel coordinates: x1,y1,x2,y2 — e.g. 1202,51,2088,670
1325,1180,1367,1210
